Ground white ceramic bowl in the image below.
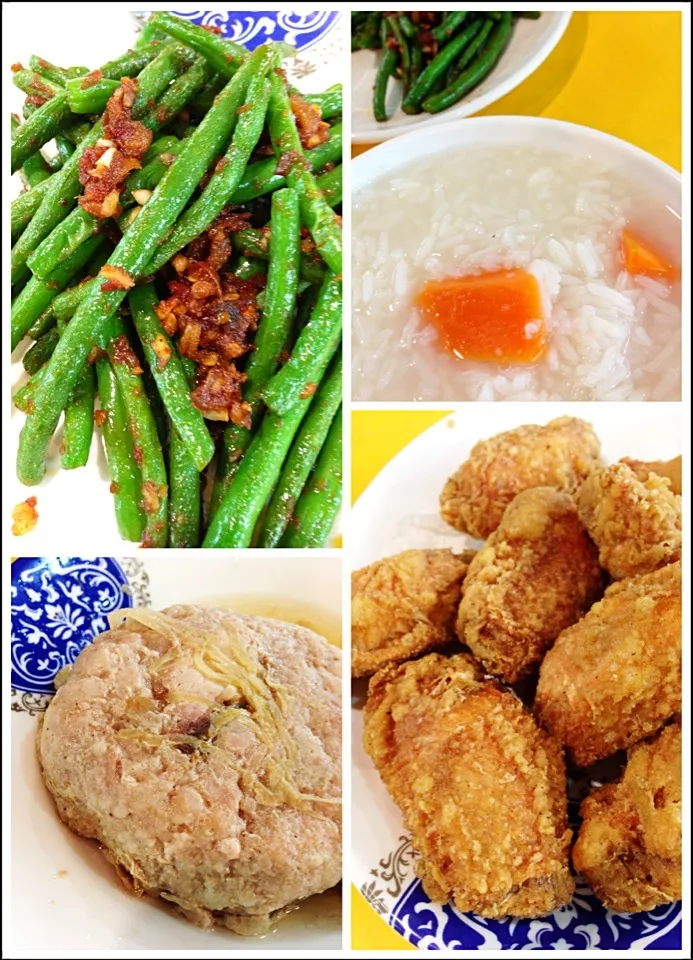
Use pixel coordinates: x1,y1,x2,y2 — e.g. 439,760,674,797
352,114,682,203
352,13,572,142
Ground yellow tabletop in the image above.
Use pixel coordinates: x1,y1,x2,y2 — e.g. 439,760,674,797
352,410,450,951
352,11,682,171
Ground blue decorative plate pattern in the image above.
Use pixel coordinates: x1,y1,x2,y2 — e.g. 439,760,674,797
11,557,149,712
147,10,339,52
361,835,682,950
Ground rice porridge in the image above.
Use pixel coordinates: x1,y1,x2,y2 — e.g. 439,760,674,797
352,147,681,402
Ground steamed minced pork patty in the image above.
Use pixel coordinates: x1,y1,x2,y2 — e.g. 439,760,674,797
37,605,341,934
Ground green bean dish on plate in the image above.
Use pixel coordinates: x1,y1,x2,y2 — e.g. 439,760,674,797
10,12,343,549
352,10,541,122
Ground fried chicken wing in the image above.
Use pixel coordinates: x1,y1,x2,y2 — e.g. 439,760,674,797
363,653,574,918
535,563,681,768
577,462,681,580
573,723,681,913
457,488,603,683
620,455,682,496
351,549,474,678
441,417,601,540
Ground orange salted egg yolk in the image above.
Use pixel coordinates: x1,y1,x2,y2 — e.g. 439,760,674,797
414,269,547,364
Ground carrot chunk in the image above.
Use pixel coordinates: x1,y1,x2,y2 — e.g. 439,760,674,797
622,229,678,281
415,269,547,364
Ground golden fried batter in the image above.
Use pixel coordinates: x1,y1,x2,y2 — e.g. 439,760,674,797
573,723,681,913
535,563,681,768
457,488,603,683
577,462,681,580
621,455,682,496
363,653,574,918
440,417,601,540
351,549,474,678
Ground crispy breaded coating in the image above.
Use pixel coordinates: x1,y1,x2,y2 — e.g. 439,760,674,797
440,417,601,540
577,462,681,580
457,488,603,683
351,549,474,678
363,653,574,918
573,723,681,913
621,455,682,496
535,563,681,768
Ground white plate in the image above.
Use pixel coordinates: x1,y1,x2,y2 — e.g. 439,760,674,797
9,7,343,552
10,552,342,953
351,403,682,950
352,13,571,142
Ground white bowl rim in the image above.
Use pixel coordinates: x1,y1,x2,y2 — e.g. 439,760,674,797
352,115,682,199
351,12,573,143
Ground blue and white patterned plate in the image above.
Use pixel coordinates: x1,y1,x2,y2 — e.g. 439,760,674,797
11,557,150,714
10,554,341,952
133,10,342,91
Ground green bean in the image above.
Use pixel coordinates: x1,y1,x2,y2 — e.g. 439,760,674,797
23,327,59,374
11,47,161,171
409,38,424,91
144,55,274,273
105,316,169,547
12,68,63,101
135,16,165,49
61,366,95,470
28,309,56,341
230,122,342,204
168,357,200,548
302,87,342,119
398,14,417,38
203,396,315,549
432,12,468,44
258,354,342,547
234,256,267,280
11,234,105,350
29,56,87,86
262,272,341,415
132,43,197,118
445,19,494,86
95,358,146,542
402,18,484,114
317,165,341,208
210,188,301,517
29,137,182,280
488,12,504,21
128,284,214,472
423,14,514,114
13,369,45,414
52,278,95,326
279,410,342,547
17,61,255,485
515,12,542,19
13,120,52,189
148,11,246,75
10,94,73,172
373,41,398,122
53,134,74,168
267,72,342,274
232,228,326,285
388,15,411,92
65,76,119,113
11,180,49,241
355,11,381,50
